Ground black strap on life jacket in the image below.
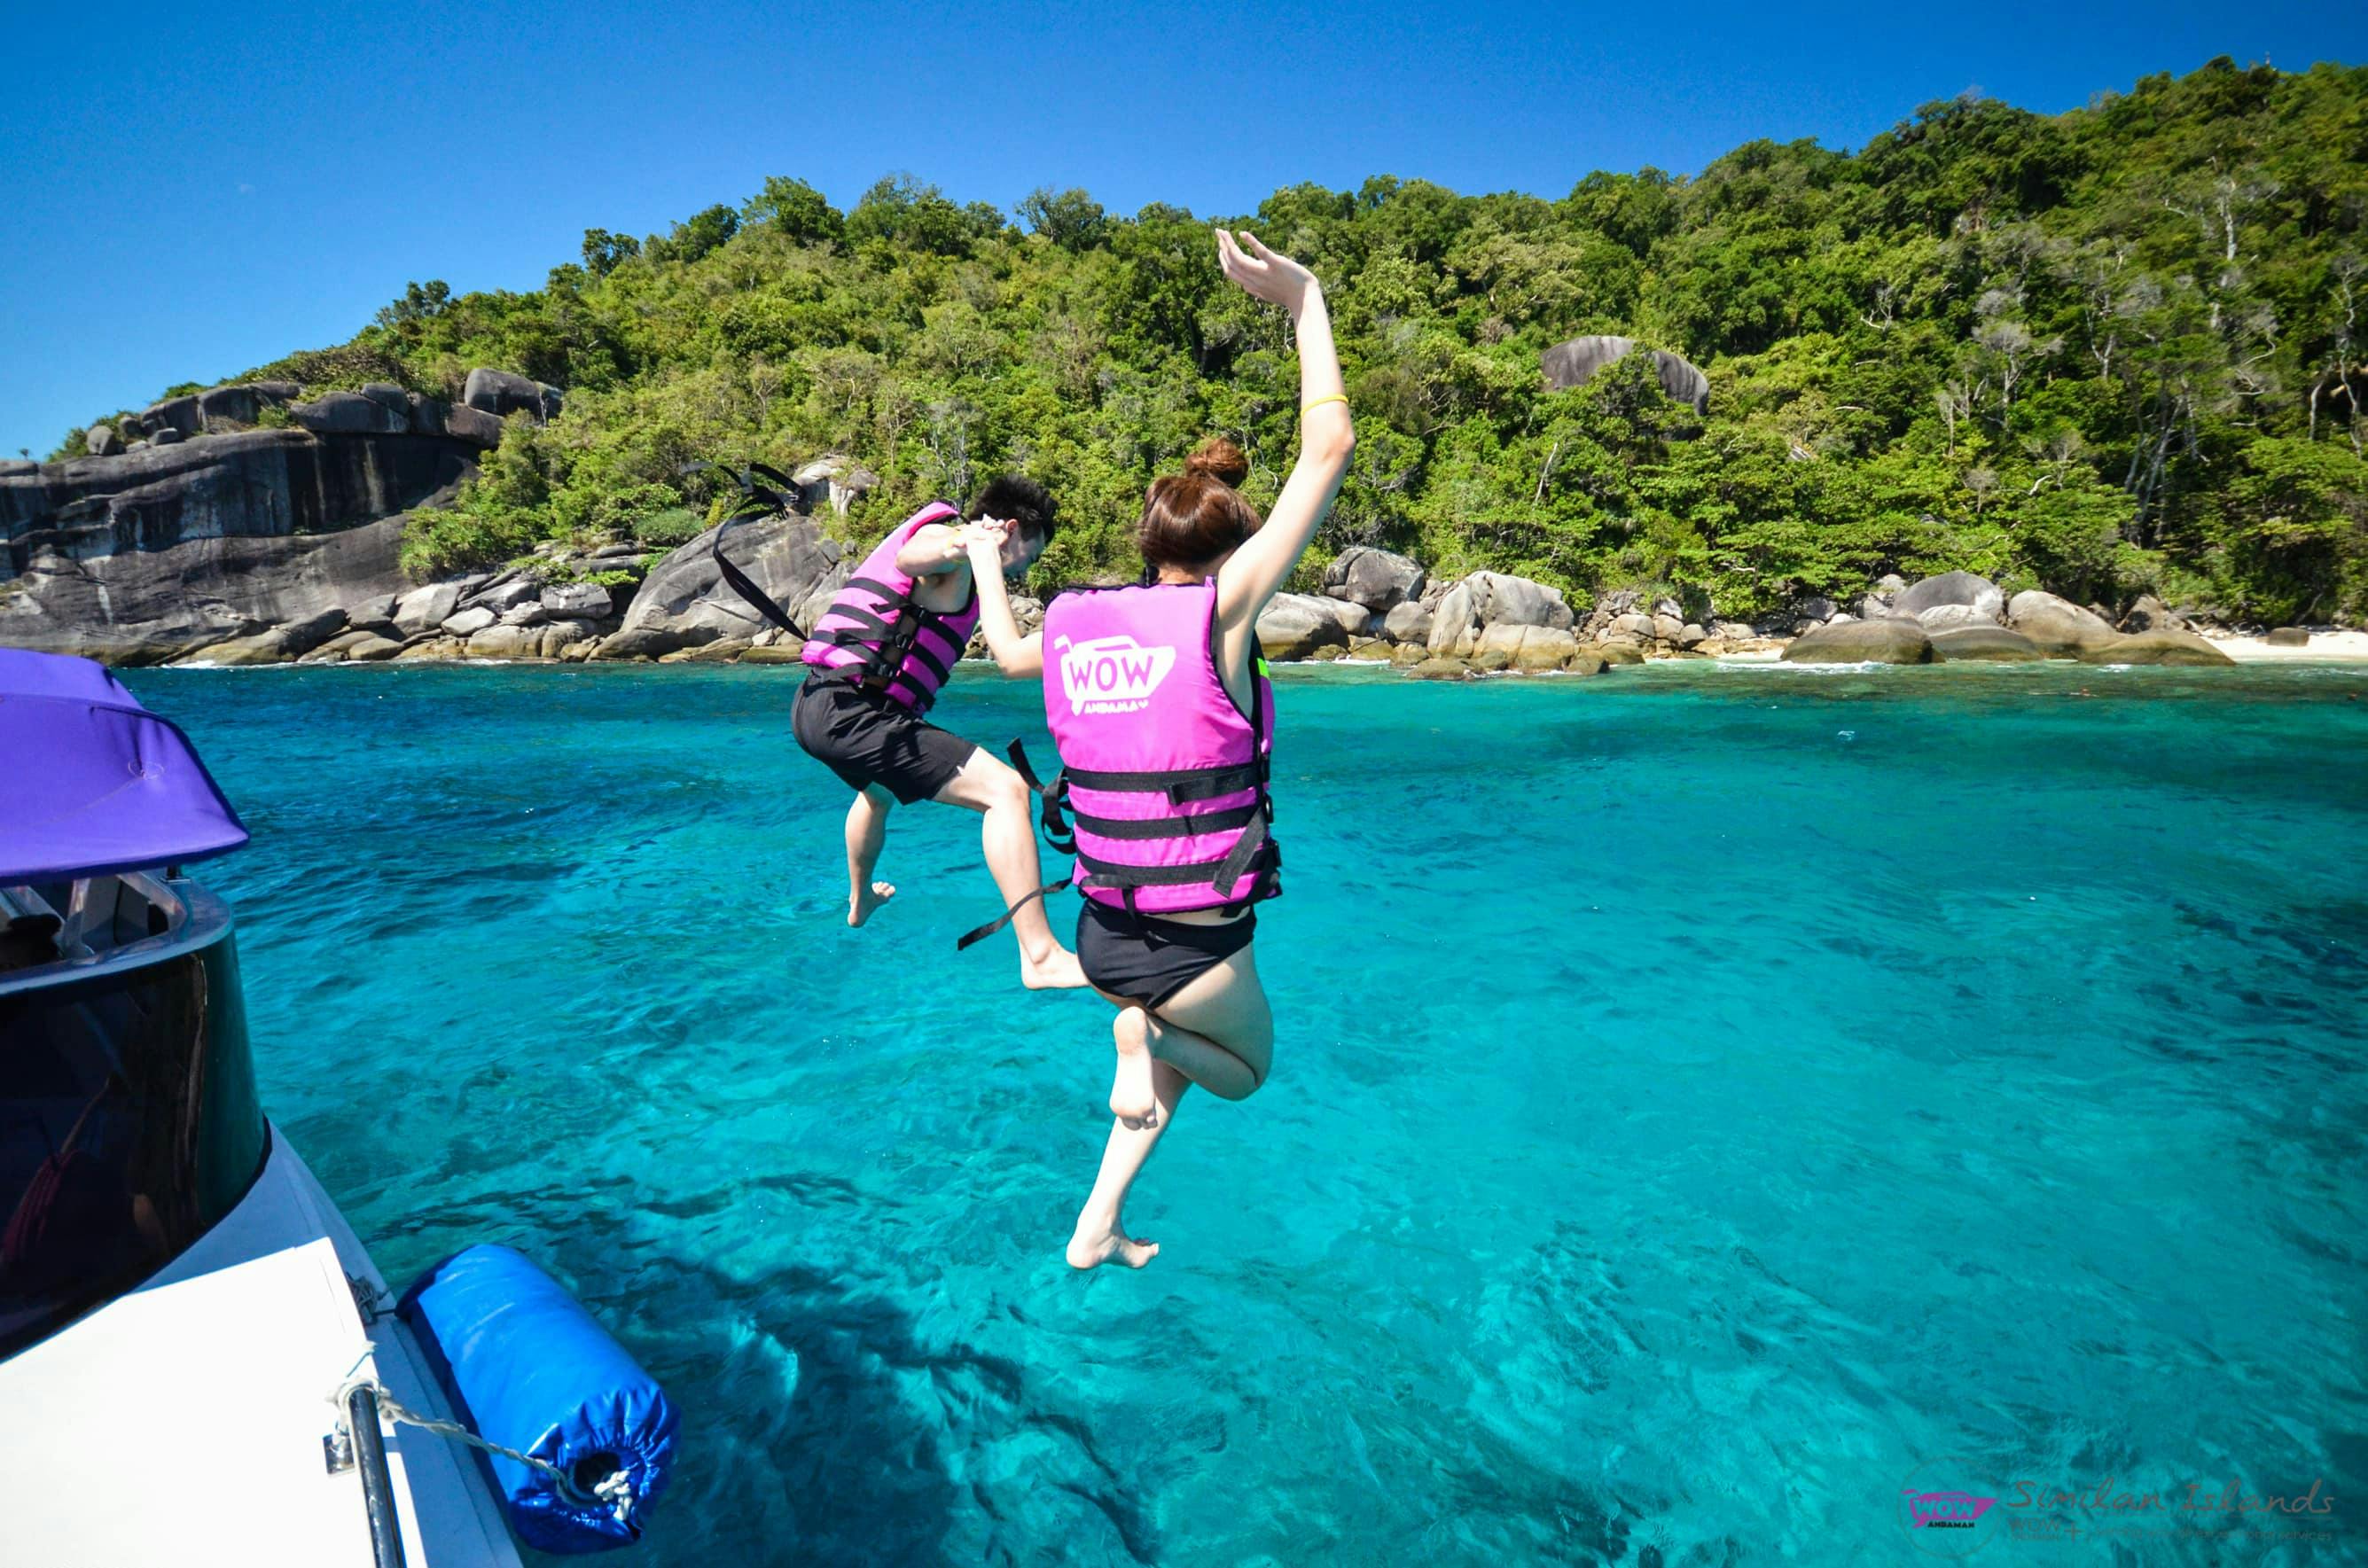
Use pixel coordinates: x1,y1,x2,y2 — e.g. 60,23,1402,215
679,461,808,636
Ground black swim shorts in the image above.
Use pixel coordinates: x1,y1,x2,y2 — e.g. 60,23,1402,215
791,675,978,805
1075,899,1256,1013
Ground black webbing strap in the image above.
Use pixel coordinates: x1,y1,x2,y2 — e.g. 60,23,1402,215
1061,760,1265,803
1070,802,1260,840
1205,811,1270,899
955,878,1071,951
681,461,809,637
1004,739,1076,854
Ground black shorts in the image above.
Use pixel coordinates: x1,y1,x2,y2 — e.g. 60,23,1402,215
1076,900,1256,1013
791,676,978,805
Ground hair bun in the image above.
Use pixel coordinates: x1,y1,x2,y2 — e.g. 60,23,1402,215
1184,437,1249,488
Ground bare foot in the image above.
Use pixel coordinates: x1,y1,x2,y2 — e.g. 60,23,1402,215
1109,1009,1158,1127
1066,1213,1159,1270
848,881,895,928
1020,943,1088,991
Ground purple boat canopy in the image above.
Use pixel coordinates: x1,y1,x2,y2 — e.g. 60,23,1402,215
0,650,248,883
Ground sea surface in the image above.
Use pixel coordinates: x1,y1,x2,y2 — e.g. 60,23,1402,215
122,659,2368,1566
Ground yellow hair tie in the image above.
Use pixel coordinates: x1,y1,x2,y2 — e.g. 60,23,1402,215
1301,393,1349,416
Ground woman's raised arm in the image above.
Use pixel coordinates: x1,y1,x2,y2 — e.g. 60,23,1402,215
1212,230,1356,631
964,522,1044,676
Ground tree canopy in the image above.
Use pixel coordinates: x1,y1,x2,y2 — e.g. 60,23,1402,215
89,58,2367,622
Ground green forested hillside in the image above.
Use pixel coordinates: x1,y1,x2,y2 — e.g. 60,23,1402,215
87,58,2368,621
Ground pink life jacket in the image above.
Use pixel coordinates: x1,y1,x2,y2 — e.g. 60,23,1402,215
1038,580,1279,916
800,503,979,712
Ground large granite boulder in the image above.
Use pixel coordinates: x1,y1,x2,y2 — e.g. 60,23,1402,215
2120,595,2187,633
1540,336,1711,416
180,606,348,667
1382,600,1433,644
1427,572,1575,656
2005,590,2118,656
392,580,467,636
1895,571,2003,623
441,404,505,446
139,395,203,439
1931,626,2047,662
540,581,616,619
1781,619,1935,664
792,455,881,517
290,390,411,435
1321,547,1426,612
1255,592,1366,660
463,623,544,659
2078,629,2235,667
1915,603,2000,633
597,513,841,659
85,424,124,457
462,369,545,418
2265,627,2310,648
195,381,299,430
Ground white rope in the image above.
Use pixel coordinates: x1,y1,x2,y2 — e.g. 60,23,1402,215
330,1353,636,1529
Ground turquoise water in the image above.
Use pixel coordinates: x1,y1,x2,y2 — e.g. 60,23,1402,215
123,659,2368,1566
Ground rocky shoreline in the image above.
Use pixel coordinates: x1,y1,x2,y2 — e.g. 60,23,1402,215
5,376,2358,676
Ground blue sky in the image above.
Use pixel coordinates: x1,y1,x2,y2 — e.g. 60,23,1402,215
3,1,2362,456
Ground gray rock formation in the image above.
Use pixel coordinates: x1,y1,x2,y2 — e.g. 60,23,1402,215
195,381,300,429
2265,626,2310,647
462,368,544,418
85,424,124,457
1780,619,1935,664
2077,629,2235,667
1427,572,1575,656
1382,600,1433,644
1255,592,1367,660
1930,626,2046,662
1540,336,1711,415
1895,571,2004,622
2121,595,2189,633
292,390,412,436
540,581,615,619
1321,547,1426,612
0,424,463,666
392,580,469,637
1915,603,1999,633
2005,590,2118,656
792,455,881,517
597,514,841,659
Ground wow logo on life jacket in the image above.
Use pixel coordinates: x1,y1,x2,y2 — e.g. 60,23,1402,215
1055,634,1176,715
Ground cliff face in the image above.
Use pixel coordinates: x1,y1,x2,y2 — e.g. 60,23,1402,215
0,427,480,664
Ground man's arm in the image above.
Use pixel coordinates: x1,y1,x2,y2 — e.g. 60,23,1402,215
895,521,973,578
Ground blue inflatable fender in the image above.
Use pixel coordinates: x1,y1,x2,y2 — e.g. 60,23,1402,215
398,1244,678,1554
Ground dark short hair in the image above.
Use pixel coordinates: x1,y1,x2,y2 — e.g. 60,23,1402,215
971,475,1057,544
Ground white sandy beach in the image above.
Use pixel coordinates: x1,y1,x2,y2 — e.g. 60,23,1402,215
2210,630,2368,662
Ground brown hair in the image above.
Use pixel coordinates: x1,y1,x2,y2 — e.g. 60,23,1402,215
1138,438,1262,571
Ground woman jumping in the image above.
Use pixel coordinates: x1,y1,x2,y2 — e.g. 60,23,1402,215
966,229,1354,1268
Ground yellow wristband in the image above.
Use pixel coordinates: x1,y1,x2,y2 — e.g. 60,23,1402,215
1301,393,1348,416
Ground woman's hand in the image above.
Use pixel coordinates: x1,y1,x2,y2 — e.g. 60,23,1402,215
959,518,1012,572
1216,228,1319,316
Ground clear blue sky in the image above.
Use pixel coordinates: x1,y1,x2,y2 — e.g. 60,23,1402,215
4,1,2361,457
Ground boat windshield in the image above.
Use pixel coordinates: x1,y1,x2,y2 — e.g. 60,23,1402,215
0,875,268,1361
